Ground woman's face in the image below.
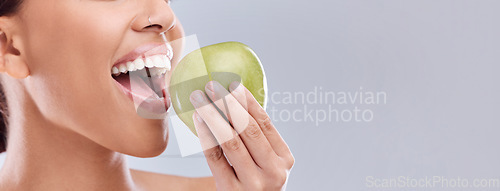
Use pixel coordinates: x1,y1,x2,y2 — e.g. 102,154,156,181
12,0,184,157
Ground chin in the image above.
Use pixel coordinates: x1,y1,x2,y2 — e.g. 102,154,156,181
124,132,169,158
114,118,171,158
129,144,168,158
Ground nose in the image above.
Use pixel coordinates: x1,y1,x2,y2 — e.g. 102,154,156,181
132,0,176,34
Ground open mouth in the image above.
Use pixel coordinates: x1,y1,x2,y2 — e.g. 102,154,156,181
111,43,173,118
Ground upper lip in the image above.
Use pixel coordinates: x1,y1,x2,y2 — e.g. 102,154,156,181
112,42,173,69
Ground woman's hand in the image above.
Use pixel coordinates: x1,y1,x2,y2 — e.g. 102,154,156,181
190,81,295,191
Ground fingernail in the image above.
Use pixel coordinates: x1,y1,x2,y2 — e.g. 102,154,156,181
190,91,205,104
194,112,203,122
205,81,215,95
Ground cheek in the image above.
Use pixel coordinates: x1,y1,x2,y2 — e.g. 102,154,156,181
19,2,134,128
21,1,131,75
17,1,171,154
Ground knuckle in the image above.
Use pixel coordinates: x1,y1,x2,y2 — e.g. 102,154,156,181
266,168,288,188
220,183,240,191
247,179,263,190
207,147,224,161
244,122,262,138
288,155,296,167
276,173,288,188
224,181,241,191
223,138,241,151
275,173,288,187
258,116,274,132
284,154,295,169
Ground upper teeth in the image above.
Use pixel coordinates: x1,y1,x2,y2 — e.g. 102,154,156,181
112,55,171,77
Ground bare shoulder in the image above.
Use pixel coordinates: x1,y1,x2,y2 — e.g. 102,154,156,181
130,169,216,191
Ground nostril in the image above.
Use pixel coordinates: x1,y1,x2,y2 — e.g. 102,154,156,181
144,24,163,30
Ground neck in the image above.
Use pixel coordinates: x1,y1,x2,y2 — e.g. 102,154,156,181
0,100,138,190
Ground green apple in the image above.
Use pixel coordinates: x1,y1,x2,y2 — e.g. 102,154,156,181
169,41,267,136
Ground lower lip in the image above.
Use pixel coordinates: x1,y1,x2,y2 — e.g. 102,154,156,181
113,75,171,119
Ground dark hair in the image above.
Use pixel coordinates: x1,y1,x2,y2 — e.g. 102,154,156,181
0,0,24,153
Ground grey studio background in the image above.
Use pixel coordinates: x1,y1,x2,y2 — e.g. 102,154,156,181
1,0,500,190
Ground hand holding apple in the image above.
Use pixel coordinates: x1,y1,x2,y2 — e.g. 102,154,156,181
191,81,294,191
169,42,294,190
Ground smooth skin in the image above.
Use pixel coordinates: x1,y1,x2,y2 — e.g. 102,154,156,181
0,0,293,190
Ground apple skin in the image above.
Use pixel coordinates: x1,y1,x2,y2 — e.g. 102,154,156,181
169,42,267,136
